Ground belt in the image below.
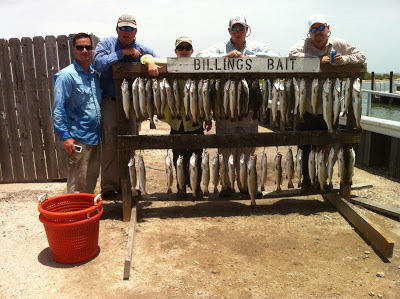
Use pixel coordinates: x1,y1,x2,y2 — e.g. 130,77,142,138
103,96,116,101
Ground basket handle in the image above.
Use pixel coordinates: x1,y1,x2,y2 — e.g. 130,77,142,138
87,208,100,219
94,194,102,205
38,193,48,204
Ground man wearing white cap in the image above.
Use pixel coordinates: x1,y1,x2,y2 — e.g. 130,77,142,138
197,15,280,197
289,14,365,191
94,14,160,199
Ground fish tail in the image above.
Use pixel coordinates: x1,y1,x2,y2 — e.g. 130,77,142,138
276,186,282,193
261,185,265,192
250,199,257,206
204,189,209,196
288,181,294,189
167,188,172,194
298,181,302,188
132,188,138,196
150,121,156,130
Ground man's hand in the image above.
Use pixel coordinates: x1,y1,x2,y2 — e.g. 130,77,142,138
320,56,330,64
333,53,344,65
62,138,76,154
204,120,212,132
122,47,141,59
226,50,243,58
146,61,162,76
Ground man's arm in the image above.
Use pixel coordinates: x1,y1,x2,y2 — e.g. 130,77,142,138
52,72,76,153
338,41,366,64
93,38,123,72
196,43,227,57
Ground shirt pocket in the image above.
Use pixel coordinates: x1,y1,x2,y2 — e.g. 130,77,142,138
73,84,93,109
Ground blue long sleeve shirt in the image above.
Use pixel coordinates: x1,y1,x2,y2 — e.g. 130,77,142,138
53,61,102,145
94,37,158,98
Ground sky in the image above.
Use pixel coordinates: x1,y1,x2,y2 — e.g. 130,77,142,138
1,0,399,74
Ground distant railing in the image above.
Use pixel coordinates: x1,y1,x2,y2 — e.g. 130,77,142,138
0,34,99,183
362,89,400,116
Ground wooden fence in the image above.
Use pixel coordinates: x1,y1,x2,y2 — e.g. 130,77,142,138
0,34,99,183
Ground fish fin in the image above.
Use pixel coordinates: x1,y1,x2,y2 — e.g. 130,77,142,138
150,122,156,129
276,186,282,193
288,181,294,189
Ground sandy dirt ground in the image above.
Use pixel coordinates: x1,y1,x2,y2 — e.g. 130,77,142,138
1,120,400,298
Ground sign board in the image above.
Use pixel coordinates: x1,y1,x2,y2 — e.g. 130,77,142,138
167,57,320,73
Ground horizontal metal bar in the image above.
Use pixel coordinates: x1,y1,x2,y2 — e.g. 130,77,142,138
362,89,400,98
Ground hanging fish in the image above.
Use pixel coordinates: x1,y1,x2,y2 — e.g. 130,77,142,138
145,79,156,129
138,77,147,119
128,157,138,196
239,153,248,193
202,79,212,121
184,79,192,121
296,148,303,188
218,154,228,191
327,147,336,190
317,150,328,191
298,78,307,122
189,152,200,199
212,155,219,194
293,77,300,115
247,154,258,206
248,79,263,120
311,78,319,116
322,78,333,133
198,79,204,121
138,154,147,196
286,147,294,189
333,78,342,127
343,78,351,116
159,78,166,119
176,155,186,195
164,78,177,120
173,79,182,120
308,149,316,187
201,151,210,195
132,78,141,121
352,78,362,129
229,80,237,121
223,80,231,120
228,153,236,191
274,152,283,193
337,147,356,185
260,151,268,192
152,79,162,119
121,79,130,120
261,79,268,118
189,80,199,126
271,78,280,127
165,153,173,194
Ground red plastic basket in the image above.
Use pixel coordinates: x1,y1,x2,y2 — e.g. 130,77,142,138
38,193,102,222
38,193,103,264
39,206,103,264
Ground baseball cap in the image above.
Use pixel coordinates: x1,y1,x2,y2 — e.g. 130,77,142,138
229,15,248,29
117,14,137,28
175,36,192,48
308,14,327,29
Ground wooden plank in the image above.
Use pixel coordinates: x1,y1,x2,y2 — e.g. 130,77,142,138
389,137,400,178
33,36,59,179
112,62,366,80
68,34,75,65
0,57,13,182
132,183,373,202
351,196,400,219
56,35,70,69
45,35,66,178
322,192,394,258
0,39,24,181
123,205,137,280
167,57,321,73
9,38,36,181
118,130,362,151
122,179,131,222
21,37,47,180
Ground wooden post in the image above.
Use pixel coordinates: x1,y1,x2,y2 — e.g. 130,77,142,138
389,71,393,93
121,179,131,222
123,205,137,280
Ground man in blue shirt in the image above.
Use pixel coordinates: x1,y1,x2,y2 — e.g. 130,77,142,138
94,14,160,199
53,33,102,193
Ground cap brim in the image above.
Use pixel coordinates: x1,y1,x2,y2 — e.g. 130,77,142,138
118,22,137,28
230,22,247,28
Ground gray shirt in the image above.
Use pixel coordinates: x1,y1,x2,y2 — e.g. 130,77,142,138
197,39,280,57
289,36,366,114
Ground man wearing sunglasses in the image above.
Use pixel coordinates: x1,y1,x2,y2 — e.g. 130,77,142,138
289,14,365,191
197,15,280,197
53,33,102,194
94,14,160,200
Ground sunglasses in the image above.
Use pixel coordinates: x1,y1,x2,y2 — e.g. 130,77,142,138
231,27,246,33
119,26,135,32
310,25,326,33
176,45,192,51
74,45,92,51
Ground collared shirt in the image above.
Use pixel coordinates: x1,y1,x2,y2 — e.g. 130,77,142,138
94,37,158,98
289,36,366,64
196,39,280,58
289,36,366,114
53,61,102,145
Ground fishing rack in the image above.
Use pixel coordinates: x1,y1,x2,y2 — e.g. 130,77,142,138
113,59,395,280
